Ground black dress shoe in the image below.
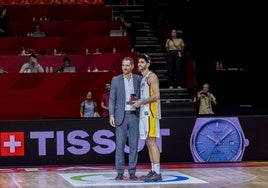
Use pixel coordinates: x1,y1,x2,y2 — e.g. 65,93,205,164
129,174,138,180
115,174,123,180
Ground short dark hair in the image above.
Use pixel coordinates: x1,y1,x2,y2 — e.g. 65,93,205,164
63,56,71,62
123,56,134,65
29,53,37,59
35,22,41,27
138,53,152,63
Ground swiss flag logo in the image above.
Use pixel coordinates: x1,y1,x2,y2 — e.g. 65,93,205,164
0,132,24,156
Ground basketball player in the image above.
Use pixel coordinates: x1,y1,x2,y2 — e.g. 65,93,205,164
133,54,162,182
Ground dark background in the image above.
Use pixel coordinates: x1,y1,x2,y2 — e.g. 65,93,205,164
144,0,268,115
145,0,268,68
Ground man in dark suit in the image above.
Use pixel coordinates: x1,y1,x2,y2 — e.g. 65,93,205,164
109,56,142,180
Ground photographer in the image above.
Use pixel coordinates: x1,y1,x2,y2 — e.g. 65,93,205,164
193,83,217,115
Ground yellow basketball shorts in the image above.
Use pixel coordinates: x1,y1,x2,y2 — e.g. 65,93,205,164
139,116,160,140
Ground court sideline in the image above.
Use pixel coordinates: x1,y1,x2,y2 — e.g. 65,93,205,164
0,162,267,187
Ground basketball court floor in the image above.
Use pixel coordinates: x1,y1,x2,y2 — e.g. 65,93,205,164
0,161,267,187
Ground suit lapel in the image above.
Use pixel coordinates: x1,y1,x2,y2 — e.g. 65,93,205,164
119,74,125,100
133,74,137,92
133,74,139,96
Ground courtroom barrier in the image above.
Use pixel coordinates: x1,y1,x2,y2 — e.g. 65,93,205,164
0,36,130,54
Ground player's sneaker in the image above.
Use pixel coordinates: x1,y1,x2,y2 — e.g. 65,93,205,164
140,170,154,181
143,171,162,182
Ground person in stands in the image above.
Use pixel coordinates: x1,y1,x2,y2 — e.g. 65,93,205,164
0,6,10,37
54,56,73,73
100,83,111,117
19,53,44,73
31,22,46,37
165,29,185,89
80,91,100,118
193,83,217,115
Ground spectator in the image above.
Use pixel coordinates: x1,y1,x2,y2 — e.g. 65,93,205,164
100,83,111,117
165,29,185,89
19,53,44,73
80,91,100,118
54,56,72,73
31,23,46,37
0,6,10,37
118,10,136,50
193,83,217,115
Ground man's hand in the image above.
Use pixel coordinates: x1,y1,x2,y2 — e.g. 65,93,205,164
109,116,116,127
132,100,143,108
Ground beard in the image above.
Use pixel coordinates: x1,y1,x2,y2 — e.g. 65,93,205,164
138,66,146,72
123,69,131,74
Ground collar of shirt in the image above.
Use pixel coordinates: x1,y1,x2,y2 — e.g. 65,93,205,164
124,74,136,111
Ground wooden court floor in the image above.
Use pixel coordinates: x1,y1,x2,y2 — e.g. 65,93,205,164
0,161,267,188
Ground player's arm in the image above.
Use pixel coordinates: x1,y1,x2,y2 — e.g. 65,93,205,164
133,73,160,107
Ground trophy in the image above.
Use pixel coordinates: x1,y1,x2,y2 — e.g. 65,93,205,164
126,93,137,105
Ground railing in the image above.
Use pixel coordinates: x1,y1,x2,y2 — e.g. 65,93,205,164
0,36,130,55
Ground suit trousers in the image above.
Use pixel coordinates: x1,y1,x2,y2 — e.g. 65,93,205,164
115,112,139,175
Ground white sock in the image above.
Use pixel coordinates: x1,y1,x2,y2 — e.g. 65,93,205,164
153,163,160,174
151,163,154,171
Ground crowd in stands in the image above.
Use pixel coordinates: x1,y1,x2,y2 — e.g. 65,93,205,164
0,3,198,118
0,5,132,54
0,3,136,119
